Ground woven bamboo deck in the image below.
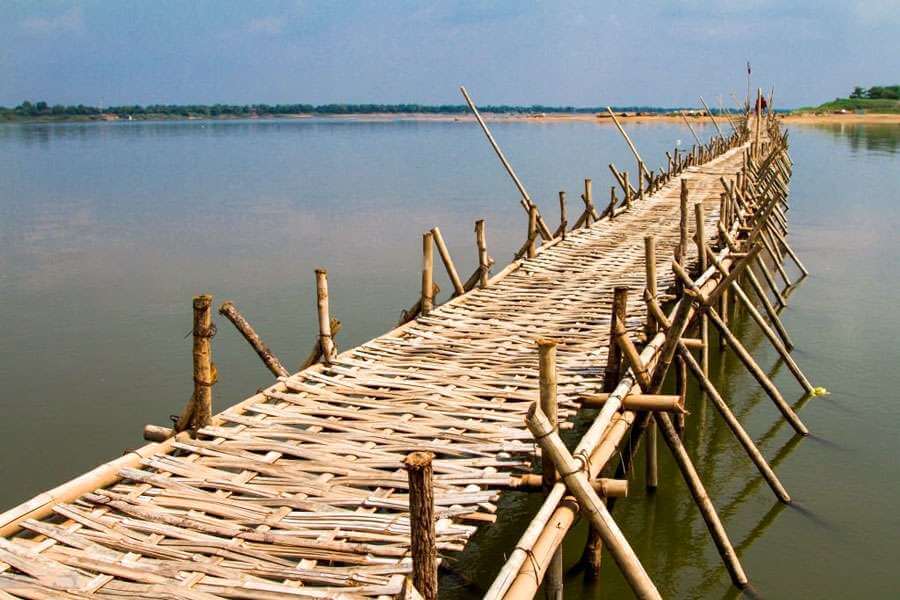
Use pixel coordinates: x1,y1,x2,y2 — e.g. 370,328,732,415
0,143,748,599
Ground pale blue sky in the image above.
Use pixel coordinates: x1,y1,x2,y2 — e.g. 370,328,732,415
2,0,898,108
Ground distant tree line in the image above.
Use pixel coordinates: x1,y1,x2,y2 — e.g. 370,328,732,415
849,85,900,100
0,100,709,120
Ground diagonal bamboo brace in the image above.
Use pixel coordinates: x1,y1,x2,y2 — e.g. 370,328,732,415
525,404,662,600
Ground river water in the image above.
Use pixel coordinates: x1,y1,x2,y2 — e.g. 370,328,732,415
0,118,897,598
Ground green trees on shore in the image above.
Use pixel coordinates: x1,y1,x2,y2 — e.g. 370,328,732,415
0,101,694,121
849,85,900,100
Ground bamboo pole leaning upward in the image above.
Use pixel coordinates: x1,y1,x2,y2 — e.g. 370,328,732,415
218,301,289,378
430,227,464,297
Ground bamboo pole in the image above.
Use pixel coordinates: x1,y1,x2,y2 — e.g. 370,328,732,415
527,205,538,259
699,96,725,140
430,227,465,297
460,86,552,240
609,186,617,221
706,248,813,392
218,301,289,378
603,287,629,391
694,203,710,391
421,232,434,315
557,191,567,238
525,405,663,600
175,294,215,432
537,339,563,600
655,411,749,587
315,269,337,364
404,452,437,600
644,235,659,489
678,344,790,501
475,220,489,288
580,393,684,412
605,107,646,175
705,307,809,435
582,178,600,222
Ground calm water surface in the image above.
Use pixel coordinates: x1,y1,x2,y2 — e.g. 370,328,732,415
0,119,897,598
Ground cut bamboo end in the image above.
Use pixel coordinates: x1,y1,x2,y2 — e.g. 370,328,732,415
142,424,173,442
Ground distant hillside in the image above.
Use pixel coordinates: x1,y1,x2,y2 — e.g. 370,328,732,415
0,100,737,123
799,85,900,114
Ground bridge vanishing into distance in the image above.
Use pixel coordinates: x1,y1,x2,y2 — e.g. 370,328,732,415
0,95,813,599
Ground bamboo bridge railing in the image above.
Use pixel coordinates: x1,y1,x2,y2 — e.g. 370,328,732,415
0,93,817,599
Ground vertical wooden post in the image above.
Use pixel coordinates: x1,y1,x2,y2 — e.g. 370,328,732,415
177,294,215,432
315,269,337,364
609,186,617,220
558,191,567,238
527,205,538,258
421,233,434,316
644,236,658,490
624,171,632,209
638,161,646,201
537,339,563,599
603,287,629,391
404,452,437,600
584,178,593,225
694,202,709,388
675,355,687,434
475,220,489,288
677,180,688,296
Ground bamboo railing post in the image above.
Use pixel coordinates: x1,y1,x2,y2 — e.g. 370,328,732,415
603,287,629,391
218,301,289,378
525,405,663,600
558,191,567,238
643,236,659,489
430,227,465,297
537,339,563,599
638,161,646,201
421,233,434,315
315,269,338,364
677,180,689,295
175,294,215,433
527,205,538,259
475,220,490,288
404,452,437,600
624,171,633,209
609,186,617,220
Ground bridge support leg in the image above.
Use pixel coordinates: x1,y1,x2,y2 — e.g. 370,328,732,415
537,339,564,600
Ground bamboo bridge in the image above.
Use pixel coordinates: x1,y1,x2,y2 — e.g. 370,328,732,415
0,90,815,599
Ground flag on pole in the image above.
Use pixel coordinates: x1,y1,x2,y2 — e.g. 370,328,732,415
747,61,751,75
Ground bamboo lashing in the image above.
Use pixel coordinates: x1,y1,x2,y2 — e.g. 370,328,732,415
315,269,337,364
